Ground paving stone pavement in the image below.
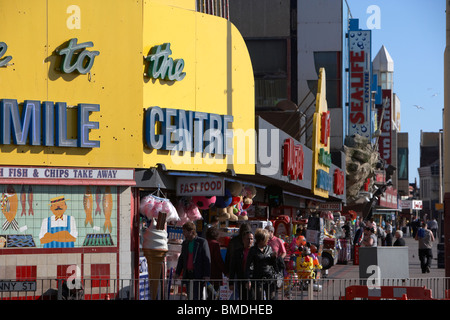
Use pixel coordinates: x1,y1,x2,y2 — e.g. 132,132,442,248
324,234,445,280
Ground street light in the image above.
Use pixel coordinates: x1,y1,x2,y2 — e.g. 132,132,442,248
439,128,443,242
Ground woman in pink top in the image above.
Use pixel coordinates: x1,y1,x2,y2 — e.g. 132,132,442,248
265,225,286,259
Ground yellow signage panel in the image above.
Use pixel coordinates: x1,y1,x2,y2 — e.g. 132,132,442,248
0,0,255,175
141,1,255,174
311,68,330,198
0,0,143,168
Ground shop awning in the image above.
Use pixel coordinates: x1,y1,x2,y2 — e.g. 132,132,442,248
373,208,401,215
135,168,175,189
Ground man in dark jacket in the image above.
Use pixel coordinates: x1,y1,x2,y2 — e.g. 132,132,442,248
224,223,251,276
393,230,406,246
229,230,254,300
176,222,211,299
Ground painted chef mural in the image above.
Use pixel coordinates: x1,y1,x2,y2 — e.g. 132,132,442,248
0,185,117,248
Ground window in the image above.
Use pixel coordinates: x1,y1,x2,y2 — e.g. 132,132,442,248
16,266,37,281
397,148,408,180
420,178,430,199
379,71,393,90
196,0,229,19
313,51,342,109
246,39,289,108
91,264,110,288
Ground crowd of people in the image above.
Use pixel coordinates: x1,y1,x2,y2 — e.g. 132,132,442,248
174,221,285,300
173,215,439,299
354,216,437,274
354,218,402,247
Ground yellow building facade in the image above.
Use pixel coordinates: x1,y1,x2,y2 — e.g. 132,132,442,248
0,0,254,173
0,0,254,299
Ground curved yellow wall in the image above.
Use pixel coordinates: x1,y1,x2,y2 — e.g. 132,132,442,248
142,2,255,173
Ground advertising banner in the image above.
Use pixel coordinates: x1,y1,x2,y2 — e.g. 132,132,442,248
378,90,392,164
348,24,372,138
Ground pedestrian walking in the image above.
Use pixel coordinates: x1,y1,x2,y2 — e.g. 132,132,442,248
427,218,438,239
206,226,225,299
265,225,287,259
376,225,386,246
353,220,365,245
229,230,254,300
224,223,251,276
393,230,405,246
361,227,377,247
385,222,393,246
245,228,278,300
412,218,420,238
415,221,435,273
175,222,211,300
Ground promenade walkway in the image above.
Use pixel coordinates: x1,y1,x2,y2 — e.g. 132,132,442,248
326,234,445,279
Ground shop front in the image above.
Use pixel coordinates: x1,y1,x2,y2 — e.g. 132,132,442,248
0,167,135,299
251,116,346,237
133,0,256,300
228,69,347,274
372,186,400,231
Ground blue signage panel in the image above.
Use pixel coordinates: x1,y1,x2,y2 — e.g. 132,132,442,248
0,99,100,148
144,106,234,156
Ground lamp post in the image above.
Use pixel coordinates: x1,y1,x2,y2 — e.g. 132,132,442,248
439,129,443,243
443,0,450,278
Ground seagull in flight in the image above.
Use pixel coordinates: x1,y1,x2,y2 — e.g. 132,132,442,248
413,105,424,110
431,93,439,97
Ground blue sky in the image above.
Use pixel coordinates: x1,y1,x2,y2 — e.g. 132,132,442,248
345,0,445,185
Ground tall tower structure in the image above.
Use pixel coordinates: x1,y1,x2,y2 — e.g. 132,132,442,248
372,45,399,191
373,45,394,90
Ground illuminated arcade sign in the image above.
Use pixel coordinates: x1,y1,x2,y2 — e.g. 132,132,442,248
0,99,100,148
282,138,304,181
311,68,331,198
334,169,345,195
348,25,371,138
144,106,233,155
378,90,392,164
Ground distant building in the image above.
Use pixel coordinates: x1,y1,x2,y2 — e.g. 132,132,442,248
372,45,403,194
418,131,443,220
229,0,344,154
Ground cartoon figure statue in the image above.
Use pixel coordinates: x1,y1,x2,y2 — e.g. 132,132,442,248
39,196,78,248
